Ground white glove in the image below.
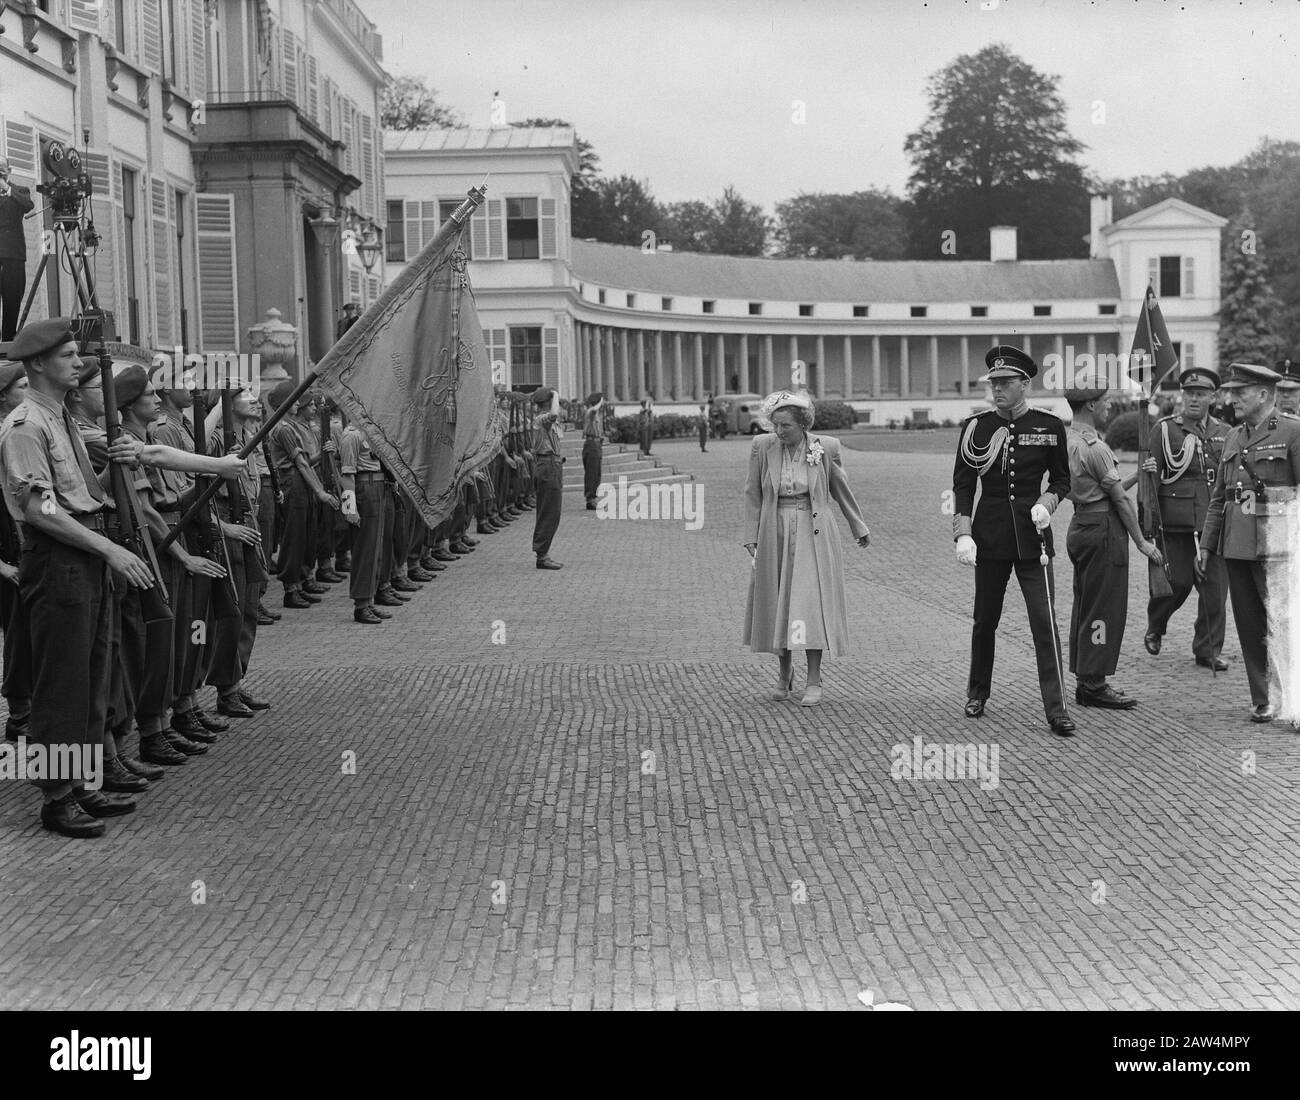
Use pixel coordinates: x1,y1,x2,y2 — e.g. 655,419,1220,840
955,535,977,567
1031,504,1051,531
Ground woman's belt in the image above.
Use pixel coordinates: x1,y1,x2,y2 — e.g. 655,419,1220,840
777,495,812,510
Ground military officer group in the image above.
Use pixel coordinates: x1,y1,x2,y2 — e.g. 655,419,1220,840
1,317,1298,839
0,317,558,839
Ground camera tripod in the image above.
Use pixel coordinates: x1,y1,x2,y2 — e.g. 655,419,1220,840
15,211,111,342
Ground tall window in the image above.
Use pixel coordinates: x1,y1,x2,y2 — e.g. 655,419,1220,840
121,166,140,345
510,326,542,387
1154,255,1194,298
386,200,405,261
506,197,539,260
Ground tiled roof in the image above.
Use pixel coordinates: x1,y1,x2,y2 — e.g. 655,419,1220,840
570,240,1121,303
385,126,576,153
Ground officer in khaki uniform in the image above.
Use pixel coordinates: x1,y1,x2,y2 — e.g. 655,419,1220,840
1200,362,1300,722
1142,368,1231,669
1064,367,1164,709
1276,357,1300,417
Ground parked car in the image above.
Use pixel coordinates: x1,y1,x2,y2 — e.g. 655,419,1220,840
721,393,767,434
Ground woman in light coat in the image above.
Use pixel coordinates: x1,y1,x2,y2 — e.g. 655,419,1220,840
743,392,870,704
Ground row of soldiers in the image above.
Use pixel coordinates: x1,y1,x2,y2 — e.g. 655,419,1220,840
0,316,547,839
954,345,1300,735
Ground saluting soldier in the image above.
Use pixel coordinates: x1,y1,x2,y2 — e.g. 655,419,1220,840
1274,357,1300,417
0,358,30,744
583,391,605,508
530,386,564,570
952,346,1073,735
0,320,152,836
1199,361,1300,723
1064,367,1164,709
1141,368,1231,669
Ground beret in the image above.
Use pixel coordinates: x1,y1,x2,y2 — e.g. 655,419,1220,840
1062,365,1109,403
1220,362,1280,389
0,360,26,393
586,391,604,406
76,361,103,387
982,344,1037,382
8,318,76,363
266,379,297,409
1178,368,1221,390
530,386,556,405
114,364,149,409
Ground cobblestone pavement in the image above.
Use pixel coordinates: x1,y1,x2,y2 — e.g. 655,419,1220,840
1,433,1298,1010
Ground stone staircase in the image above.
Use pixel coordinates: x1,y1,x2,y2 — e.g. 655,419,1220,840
558,439,692,492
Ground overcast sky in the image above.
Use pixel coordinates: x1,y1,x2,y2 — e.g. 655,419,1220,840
362,0,1299,211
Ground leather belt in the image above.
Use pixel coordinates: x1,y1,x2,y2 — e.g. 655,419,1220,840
73,512,108,532
777,496,812,510
157,509,181,524
355,470,386,481
1073,499,1112,513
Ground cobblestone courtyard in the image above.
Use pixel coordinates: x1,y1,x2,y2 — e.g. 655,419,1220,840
1,432,1297,1010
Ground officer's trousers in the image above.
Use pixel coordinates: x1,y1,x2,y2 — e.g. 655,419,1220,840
206,539,259,690
1146,531,1227,659
582,438,602,502
140,542,187,726
1225,558,1275,708
531,455,563,558
349,477,387,602
1,570,31,712
19,533,111,789
1067,509,1129,681
968,556,1067,720
275,475,312,588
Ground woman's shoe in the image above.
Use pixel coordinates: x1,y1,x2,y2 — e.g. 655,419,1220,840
768,670,795,702
799,684,822,706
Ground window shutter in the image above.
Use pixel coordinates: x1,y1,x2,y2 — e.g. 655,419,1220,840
366,273,379,304
2,120,38,178
82,153,118,318
305,56,319,124
150,176,174,345
1147,256,1158,290
543,326,559,389
402,201,421,260
1182,256,1194,297
341,100,354,175
487,328,507,381
348,267,362,303
140,0,163,74
470,203,489,258
281,28,298,103
69,0,101,34
486,198,504,259
539,198,557,258
359,114,374,215
196,194,238,350
189,0,207,101
322,78,333,136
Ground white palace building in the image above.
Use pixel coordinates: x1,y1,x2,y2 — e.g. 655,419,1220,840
382,126,1226,422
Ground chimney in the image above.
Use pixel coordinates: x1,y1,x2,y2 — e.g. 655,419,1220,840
989,226,1017,262
1089,194,1113,258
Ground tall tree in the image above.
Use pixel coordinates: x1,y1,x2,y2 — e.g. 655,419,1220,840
661,200,717,251
774,190,909,259
580,175,664,246
709,185,768,256
381,75,464,130
903,44,1089,260
511,117,602,238
1219,215,1287,365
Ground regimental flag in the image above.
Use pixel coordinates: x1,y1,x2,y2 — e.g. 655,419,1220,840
1127,285,1180,391
315,208,501,528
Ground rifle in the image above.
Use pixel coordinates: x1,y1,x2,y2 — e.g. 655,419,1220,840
1137,383,1174,600
319,404,342,492
191,390,242,620
98,344,172,623
220,387,269,585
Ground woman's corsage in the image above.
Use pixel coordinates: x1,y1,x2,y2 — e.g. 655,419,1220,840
806,439,825,466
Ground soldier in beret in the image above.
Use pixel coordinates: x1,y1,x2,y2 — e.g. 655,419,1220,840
0,320,152,836
583,391,605,510
1275,357,1300,417
531,386,564,569
952,346,1074,735
1141,368,1230,670
0,359,29,744
1064,367,1163,710
1200,362,1300,722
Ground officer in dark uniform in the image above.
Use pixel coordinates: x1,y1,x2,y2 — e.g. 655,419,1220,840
0,319,151,836
1141,368,1230,668
1275,357,1300,417
1200,361,1300,722
1064,367,1164,709
952,346,1073,735
531,386,564,569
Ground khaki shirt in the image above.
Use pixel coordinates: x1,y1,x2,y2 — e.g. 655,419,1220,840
152,410,196,506
339,425,381,474
0,388,106,524
1066,425,1120,505
533,413,561,456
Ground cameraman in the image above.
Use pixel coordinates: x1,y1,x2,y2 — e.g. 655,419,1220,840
0,157,35,343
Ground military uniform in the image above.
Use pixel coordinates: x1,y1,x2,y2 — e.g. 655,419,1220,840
1201,363,1300,717
953,346,1070,727
531,387,564,569
0,359,30,741
1276,357,1300,416
1145,372,1230,663
339,422,388,621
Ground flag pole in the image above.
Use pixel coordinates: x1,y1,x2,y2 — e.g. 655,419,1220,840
157,184,487,554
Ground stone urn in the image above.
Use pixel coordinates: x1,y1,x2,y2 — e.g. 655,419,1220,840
247,307,296,388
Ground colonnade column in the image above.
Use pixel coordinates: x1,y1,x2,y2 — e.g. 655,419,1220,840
815,335,826,399
959,335,970,397
672,333,684,400
692,333,705,400
653,331,665,399
929,334,939,399
714,333,726,395
618,329,630,402
788,334,799,388
900,336,911,397
634,330,646,398
842,335,853,399
604,327,617,399
761,334,774,393
738,333,749,392
871,335,881,398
